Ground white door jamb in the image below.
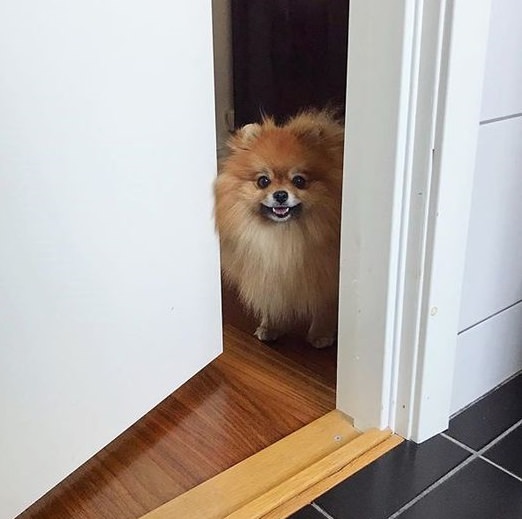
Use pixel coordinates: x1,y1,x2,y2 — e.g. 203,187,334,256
337,0,492,442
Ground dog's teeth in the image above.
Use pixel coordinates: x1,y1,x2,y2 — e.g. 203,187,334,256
272,207,289,216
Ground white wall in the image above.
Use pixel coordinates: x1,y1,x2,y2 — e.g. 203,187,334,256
0,2,222,517
452,0,522,413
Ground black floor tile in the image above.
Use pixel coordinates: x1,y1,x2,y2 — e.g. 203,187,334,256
447,373,522,450
397,458,522,518
314,435,470,519
288,505,326,519
483,424,522,479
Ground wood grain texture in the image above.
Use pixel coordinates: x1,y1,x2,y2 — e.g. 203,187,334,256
263,433,404,519
141,411,359,519
227,430,400,519
18,317,336,519
139,415,403,519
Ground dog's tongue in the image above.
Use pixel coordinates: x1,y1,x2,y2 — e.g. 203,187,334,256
273,207,289,216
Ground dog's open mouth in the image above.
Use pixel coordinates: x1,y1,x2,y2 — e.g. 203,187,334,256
260,204,302,222
272,206,291,218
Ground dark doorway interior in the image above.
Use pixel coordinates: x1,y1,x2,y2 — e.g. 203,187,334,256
231,0,350,127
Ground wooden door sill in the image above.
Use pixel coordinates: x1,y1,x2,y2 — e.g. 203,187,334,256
140,410,403,519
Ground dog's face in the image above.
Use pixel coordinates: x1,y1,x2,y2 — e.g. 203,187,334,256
215,119,342,229
254,166,307,223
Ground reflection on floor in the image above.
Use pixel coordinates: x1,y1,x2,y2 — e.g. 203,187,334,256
19,290,337,519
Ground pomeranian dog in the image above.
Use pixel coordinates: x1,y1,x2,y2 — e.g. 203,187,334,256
214,109,344,348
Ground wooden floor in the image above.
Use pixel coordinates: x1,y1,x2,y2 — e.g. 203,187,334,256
19,291,337,519
141,412,402,519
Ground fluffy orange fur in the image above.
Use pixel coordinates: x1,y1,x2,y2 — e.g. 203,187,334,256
214,110,344,348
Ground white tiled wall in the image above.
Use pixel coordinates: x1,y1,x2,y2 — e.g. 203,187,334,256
480,0,522,121
459,118,522,331
453,0,522,413
452,303,522,414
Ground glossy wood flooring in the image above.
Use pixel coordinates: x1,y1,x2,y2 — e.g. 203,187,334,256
19,291,336,519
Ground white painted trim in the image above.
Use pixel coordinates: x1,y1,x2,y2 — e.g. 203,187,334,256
406,0,492,441
337,0,492,441
389,0,448,439
337,0,421,431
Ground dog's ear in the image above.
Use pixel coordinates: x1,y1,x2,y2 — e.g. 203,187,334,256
287,114,327,146
287,111,345,149
227,123,261,151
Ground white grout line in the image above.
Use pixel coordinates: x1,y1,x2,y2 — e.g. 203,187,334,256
311,502,336,519
387,454,477,519
388,419,522,517
475,418,522,484
480,457,522,483
440,433,476,454
476,418,522,454
310,418,522,519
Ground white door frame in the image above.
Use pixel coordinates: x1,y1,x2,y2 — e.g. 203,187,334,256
337,0,492,442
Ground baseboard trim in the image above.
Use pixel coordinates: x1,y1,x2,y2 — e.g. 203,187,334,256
140,410,403,519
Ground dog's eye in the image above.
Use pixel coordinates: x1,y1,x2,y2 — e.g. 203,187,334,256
292,175,307,189
257,175,271,189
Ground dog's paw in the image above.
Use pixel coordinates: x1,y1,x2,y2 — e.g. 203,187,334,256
309,336,335,349
254,326,280,342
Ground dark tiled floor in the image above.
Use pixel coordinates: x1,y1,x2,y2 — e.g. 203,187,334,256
447,374,522,450
291,372,522,519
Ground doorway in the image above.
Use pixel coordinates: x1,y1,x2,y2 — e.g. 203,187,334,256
214,0,349,405
230,0,349,127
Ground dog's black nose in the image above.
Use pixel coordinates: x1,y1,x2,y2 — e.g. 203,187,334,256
273,190,288,204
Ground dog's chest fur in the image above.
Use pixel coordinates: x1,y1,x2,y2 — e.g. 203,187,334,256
221,221,339,323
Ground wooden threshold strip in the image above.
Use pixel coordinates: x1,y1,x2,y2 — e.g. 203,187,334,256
140,410,402,519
